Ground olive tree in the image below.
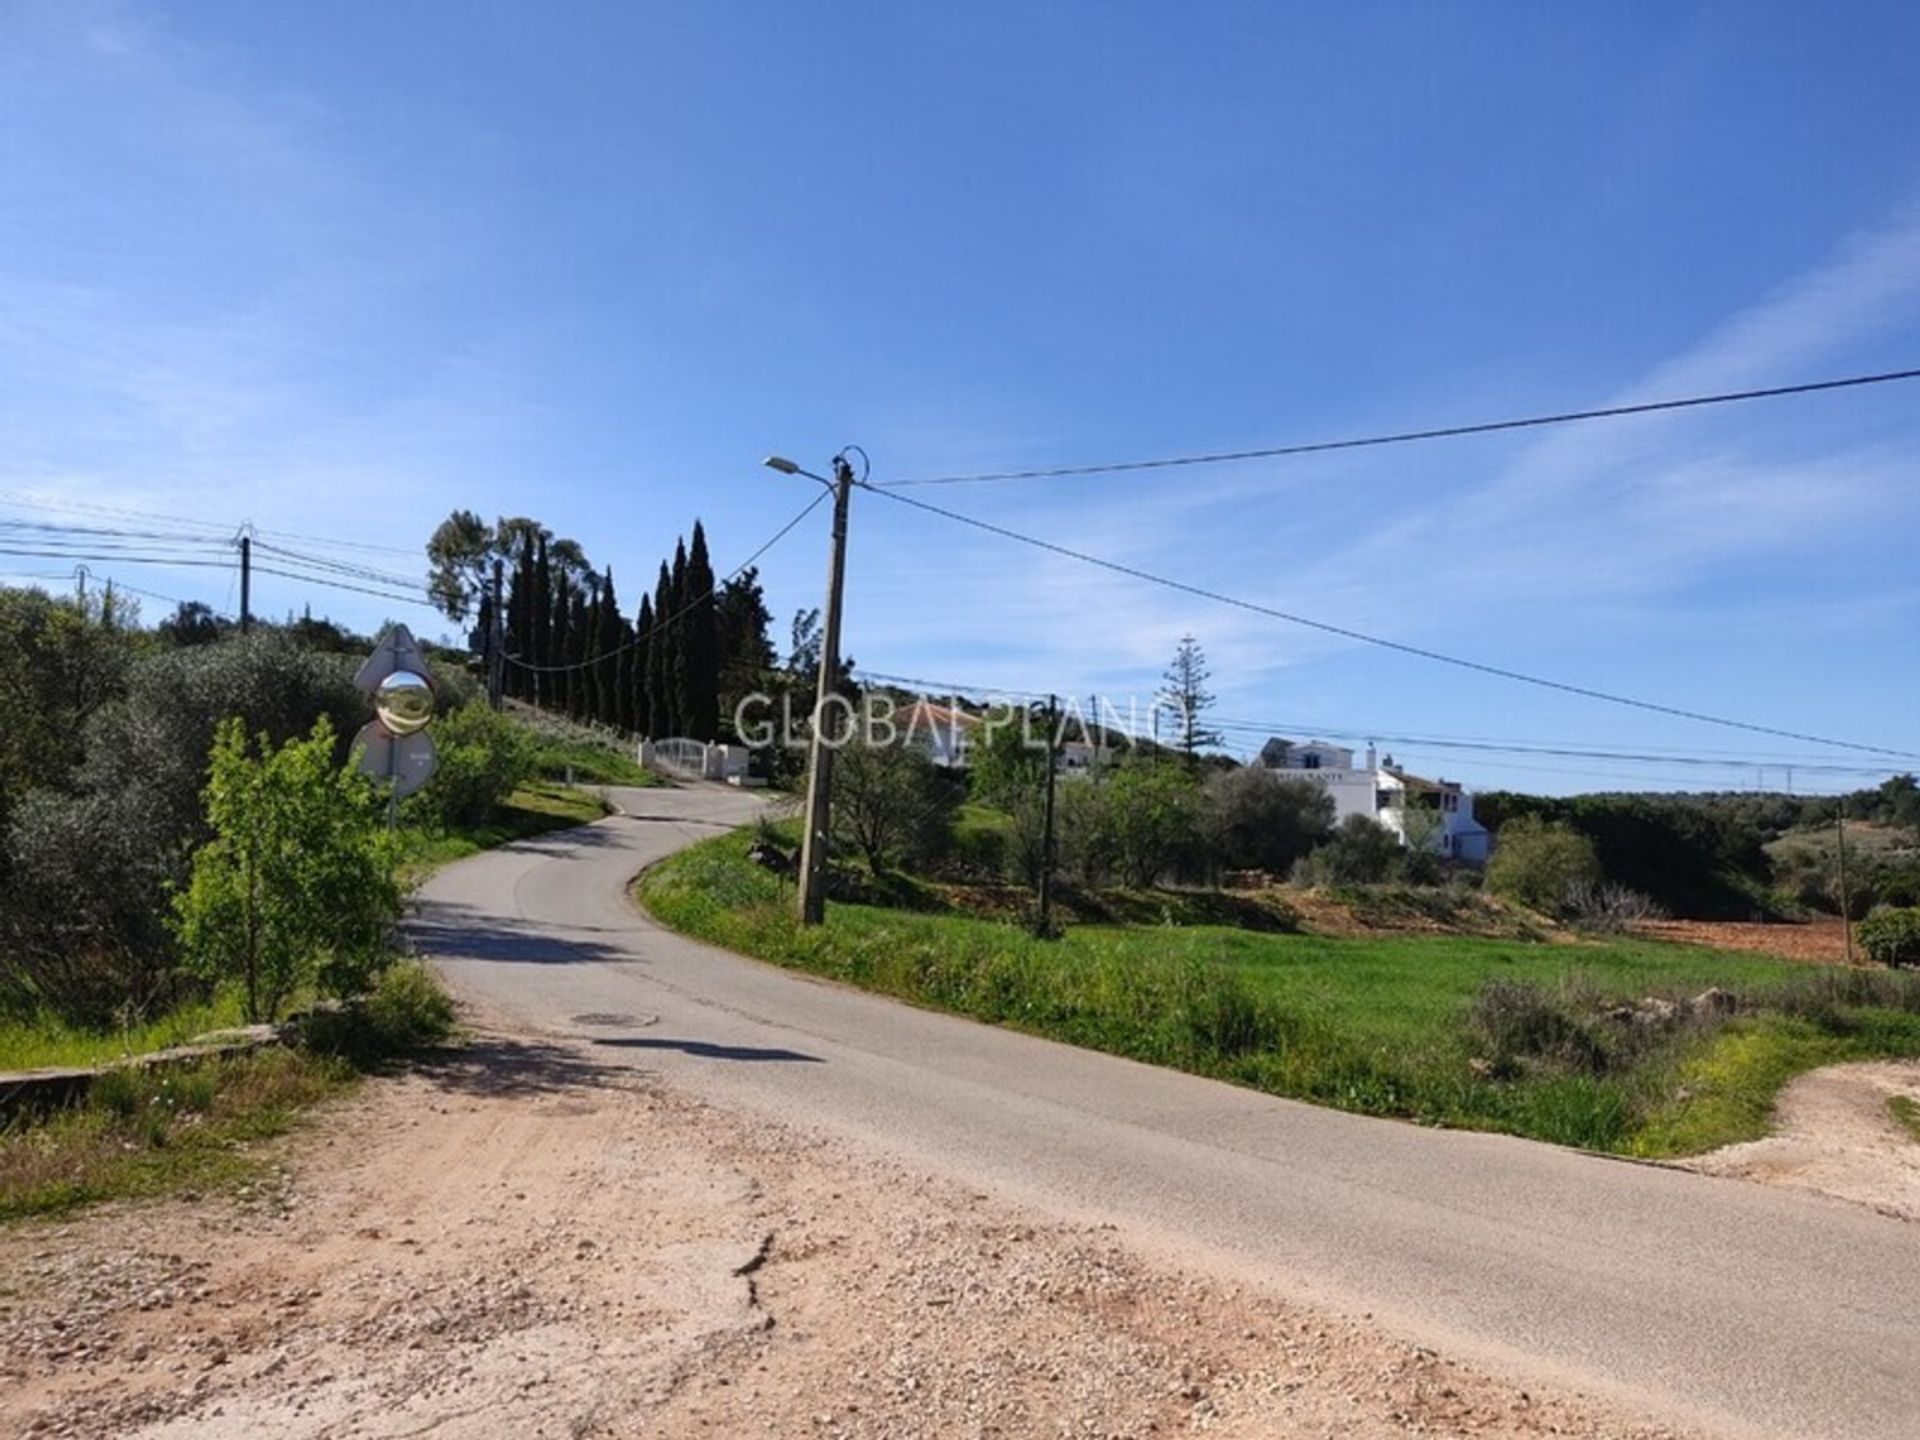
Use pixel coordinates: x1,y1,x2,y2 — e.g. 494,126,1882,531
1201,766,1334,875
829,736,960,873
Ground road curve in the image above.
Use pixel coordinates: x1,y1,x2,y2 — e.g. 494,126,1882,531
413,784,1918,1440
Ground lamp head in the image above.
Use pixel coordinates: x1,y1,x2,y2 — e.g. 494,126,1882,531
762,455,800,475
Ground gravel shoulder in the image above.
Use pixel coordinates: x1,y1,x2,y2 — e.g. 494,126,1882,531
1685,1058,1920,1222
1,1012,1699,1440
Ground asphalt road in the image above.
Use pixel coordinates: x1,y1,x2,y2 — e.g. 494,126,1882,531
413,783,1920,1440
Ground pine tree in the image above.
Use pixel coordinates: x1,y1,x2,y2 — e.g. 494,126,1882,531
1159,634,1221,769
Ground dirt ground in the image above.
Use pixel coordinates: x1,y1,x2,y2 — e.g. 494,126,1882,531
1685,1059,1920,1222
0,1021,1701,1440
1629,918,1855,966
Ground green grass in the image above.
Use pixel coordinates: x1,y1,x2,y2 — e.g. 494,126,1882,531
0,963,456,1222
638,828,1920,1157
403,781,610,870
532,734,658,787
1890,1093,1920,1145
0,1047,354,1220
0,992,255,1073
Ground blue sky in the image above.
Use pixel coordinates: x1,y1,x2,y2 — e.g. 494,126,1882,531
3,1,1917,794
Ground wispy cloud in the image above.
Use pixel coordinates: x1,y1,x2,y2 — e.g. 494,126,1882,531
857,201,1920,735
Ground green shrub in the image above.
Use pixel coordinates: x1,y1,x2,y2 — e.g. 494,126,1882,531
171,718,404,1021
1485,815,1602,913
1296,813,1403,886
1468,980,1609,1076
1855,907,1920,969
363,962,458,1050
413,702,537,828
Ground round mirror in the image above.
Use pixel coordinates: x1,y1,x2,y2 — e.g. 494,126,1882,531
375,670,435,735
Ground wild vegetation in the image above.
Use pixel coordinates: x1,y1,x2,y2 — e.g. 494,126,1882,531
640,827,1920,1155
0,583,599,1059
0,961,455,1220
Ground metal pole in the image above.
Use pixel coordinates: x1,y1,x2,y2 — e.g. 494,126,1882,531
1836,812,1855,965
795,457,854,925
1039,693,1059,933
488,559,505,711
239,534,252,634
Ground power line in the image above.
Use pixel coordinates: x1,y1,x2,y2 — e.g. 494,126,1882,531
503,489,828,675
248,563,440,610
878,366,1920,487
1203,720,1897,777
0,547,238,570
855,667,1899,777
862,487,1920,762
250,539,425,592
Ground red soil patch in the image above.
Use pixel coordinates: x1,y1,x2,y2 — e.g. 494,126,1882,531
1631,917,1855,966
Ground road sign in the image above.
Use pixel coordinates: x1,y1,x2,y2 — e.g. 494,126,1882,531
353,720,437,799
354,623,432,692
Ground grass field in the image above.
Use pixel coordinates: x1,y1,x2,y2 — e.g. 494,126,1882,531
639,828,1920,1157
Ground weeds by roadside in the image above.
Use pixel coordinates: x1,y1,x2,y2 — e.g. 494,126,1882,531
1889,1094,1920,1144
0,963,456,1222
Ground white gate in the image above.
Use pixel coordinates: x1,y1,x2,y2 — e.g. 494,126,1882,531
645,737,710,779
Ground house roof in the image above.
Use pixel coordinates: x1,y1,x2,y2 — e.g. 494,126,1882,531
899,700,980,732
1381,766,1460,794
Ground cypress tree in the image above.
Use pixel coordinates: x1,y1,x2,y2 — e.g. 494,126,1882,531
631,593,654,737
506,535,535,700
569,575,590,721
666,538,689,734
530,535,552,709
679,521,719,741
596,568,623,728
647,561,673,736
550,569,572,715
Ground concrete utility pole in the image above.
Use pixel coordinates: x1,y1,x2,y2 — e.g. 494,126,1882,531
795,455,855,925
1038,693,1060,933
1836,812,1855,965
487,558,505,711
239,534,252,634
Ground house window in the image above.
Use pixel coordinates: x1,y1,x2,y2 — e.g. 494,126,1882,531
1302,753,1320,769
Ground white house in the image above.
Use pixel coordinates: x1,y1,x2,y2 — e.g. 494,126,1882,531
898,701,978,769
1255,737,1491,864
897,701,1116,777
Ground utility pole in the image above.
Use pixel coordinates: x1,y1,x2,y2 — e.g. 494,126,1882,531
239,533,252,634
1038,693,1060,934
487,559,505,711
1836,811,1855,965
795,455,855,925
